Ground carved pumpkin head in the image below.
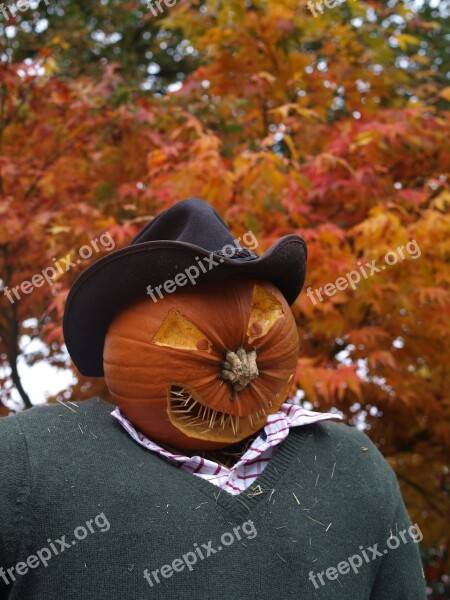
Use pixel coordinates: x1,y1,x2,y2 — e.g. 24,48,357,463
103,278,299,450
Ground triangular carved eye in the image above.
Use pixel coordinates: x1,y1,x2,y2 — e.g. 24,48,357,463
246,285,284,344
152,309,212,352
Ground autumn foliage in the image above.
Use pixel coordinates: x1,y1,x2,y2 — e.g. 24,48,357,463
0,0,449,591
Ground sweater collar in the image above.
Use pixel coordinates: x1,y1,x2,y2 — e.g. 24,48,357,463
111,404,341,496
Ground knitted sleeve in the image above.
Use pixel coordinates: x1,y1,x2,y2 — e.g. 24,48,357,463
0,413,31,599
369,489,426,600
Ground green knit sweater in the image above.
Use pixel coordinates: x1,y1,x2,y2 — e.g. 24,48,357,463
0,398,425,599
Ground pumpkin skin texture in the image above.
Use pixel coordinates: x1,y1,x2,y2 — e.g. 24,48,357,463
103,279,299,450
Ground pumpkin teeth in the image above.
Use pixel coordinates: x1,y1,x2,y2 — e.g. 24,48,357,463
229,414,237,436
171,388,183,397
209,409,217,429
254,408,267,421
168,385,267,440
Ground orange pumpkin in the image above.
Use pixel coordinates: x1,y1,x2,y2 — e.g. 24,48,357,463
103,279,299,450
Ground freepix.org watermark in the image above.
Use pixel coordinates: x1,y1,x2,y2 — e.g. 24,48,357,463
143,519,257,587
146,231,258,303
2,231,115,305
0,512,110,586
307,0,345,18
306,239,421,305
309,523,423,589
146,0,177,18
0,0,49,21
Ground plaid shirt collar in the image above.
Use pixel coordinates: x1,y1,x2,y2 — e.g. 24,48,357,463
111,404,341,496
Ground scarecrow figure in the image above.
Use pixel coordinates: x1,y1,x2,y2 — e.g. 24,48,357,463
0,199,425,598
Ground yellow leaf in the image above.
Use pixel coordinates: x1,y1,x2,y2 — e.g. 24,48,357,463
283,135,298,161
47,226,71,235
319,153,357,177
430,191,450,211
396,34,420,51
269,104,322,122
257,71,276,83
438,87,450,101
43,57,59,76
411,53,430,65
350,130,378,150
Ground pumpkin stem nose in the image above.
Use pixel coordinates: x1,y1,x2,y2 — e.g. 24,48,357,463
220,347,259,393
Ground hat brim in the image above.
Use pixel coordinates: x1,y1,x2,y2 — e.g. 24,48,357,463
63,235,307,376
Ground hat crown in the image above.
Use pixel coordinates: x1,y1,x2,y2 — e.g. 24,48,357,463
132,198,247,255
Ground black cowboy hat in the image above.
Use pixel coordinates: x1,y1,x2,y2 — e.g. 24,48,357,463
63,198,307,376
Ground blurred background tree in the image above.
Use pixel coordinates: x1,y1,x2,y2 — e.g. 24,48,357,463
0,0,449,596
0,0,198,89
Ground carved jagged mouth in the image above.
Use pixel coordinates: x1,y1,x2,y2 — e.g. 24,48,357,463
167,385,270,440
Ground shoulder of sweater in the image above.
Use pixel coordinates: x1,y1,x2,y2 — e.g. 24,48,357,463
306,419,399,488
311,418,382,447
0,398,119,486
1,397,116,440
